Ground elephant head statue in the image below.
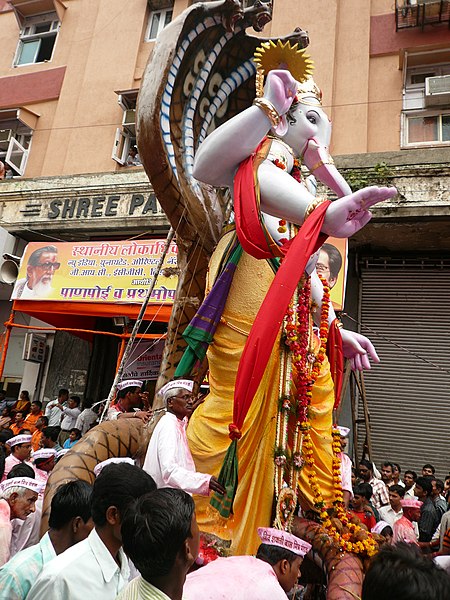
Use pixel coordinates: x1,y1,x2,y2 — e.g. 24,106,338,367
280,77,352,200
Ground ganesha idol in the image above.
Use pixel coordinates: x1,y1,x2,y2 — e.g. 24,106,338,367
183,41,397,556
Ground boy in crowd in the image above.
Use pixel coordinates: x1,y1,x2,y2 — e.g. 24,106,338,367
118,488,199,600
350,484,377,531
28,463,156,599
379,484,405,527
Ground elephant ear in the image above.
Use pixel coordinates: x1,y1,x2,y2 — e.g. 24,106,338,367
137,0,309,252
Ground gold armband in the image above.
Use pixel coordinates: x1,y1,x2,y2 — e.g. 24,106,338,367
304,197,327,221
252,98,281,128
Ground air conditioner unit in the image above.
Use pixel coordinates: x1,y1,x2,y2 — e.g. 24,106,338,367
0,129,12,143
425,75,450,106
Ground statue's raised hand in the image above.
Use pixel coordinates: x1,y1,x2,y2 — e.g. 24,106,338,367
263,70,298,116
340,329,380,371
322,186,397,238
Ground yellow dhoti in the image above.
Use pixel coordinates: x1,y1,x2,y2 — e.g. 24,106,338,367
187,231,335,555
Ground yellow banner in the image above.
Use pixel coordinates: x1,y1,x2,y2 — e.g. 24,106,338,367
11,240,178,303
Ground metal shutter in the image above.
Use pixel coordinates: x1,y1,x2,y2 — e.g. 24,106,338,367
358,260,450,480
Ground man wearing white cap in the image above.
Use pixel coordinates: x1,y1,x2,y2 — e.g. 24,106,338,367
0,476,43,566
1,434,34,482
32,448,56,484
93,457,135,477
184,526,311,599
107,380,152,423
142,379,225,496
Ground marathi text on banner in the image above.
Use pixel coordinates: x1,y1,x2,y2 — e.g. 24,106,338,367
11,240,178,304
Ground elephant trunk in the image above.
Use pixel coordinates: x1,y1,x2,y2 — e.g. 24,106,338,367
303,139,352,198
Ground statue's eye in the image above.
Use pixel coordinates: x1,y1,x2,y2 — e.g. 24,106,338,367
307,114,317,124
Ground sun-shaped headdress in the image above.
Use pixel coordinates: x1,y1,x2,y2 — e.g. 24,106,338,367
253,40,321,106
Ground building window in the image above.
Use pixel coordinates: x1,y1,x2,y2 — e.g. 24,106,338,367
112,91,141,166
0,130,32,177
145,2,173,41
14,13,59,66
406,112,450,144
402,58,450,147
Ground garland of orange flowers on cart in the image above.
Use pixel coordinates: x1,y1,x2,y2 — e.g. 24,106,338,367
275,272,378,557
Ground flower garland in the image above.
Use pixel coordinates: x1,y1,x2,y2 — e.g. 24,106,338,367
299,276,378,557
275,270,378,557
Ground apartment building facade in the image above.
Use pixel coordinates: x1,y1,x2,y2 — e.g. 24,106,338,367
0,0,448,472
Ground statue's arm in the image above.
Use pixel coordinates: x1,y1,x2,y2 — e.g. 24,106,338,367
258,160,314,223
193,106,275,188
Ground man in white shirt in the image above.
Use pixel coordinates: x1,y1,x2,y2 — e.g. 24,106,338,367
378,484,405,527
56,396,82,445
403,469,417,498
0,480,93,600
142,379,225,496
75,400,98,435
28,463,156,600
44,389,69,427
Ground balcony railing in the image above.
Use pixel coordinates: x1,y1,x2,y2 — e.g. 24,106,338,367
395,0,450,30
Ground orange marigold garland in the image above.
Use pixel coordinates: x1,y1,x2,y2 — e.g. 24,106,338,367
270,156,378,557
276,271,378,557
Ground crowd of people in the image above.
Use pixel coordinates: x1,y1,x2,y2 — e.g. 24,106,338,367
0,381,449,599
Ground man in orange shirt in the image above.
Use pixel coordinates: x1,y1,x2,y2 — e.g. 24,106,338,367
31,416,48,451
24,401,44,434
10,412,26,436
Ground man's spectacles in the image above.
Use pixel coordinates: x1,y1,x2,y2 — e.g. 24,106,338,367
315,263,330,274
36,262,61,270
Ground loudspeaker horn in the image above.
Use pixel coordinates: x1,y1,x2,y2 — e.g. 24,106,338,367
0,260,19,284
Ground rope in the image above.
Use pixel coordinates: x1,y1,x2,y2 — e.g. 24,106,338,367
99,227,176,422
341,312,450,376
3,320,166,341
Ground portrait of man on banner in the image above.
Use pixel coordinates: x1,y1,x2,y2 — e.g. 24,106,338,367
12,245,60,299
320,238,347,311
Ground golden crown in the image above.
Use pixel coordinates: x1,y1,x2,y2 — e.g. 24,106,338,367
295,77,322,106
253,40,321,105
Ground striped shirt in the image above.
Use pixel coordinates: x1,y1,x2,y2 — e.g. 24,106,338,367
0,532,55,599
117,576,175,600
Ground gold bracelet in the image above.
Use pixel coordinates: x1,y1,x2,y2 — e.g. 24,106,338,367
308,157,335,173
336,321,344,329
252,98,281,128
304,197,327,220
